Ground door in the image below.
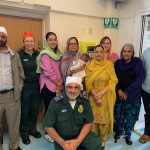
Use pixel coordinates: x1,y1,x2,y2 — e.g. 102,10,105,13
0,14,43,51
0,15,44,131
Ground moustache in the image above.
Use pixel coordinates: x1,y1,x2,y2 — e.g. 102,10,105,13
68,91,79,95
96,55,101,57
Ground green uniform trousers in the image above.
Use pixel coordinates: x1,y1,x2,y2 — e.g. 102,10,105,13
54,132,101,150
20,83,41,136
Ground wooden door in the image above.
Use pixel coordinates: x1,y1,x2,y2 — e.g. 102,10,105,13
0,14,43,51
0,15,44,130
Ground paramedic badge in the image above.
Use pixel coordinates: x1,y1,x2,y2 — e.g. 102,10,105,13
78,105,83,113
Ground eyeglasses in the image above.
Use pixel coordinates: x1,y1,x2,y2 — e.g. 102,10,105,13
66,85,80,90
69,43,77,46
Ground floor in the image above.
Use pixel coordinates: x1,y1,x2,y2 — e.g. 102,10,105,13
2,125,150,150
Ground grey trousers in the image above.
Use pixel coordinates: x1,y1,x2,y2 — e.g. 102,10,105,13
0,91,21,150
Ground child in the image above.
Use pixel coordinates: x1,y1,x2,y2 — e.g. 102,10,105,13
70,53,89,98
70,53,89,79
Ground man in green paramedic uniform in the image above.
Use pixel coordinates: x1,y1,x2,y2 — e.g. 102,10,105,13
43,76,101,150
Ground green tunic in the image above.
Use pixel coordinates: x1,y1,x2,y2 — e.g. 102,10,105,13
19,50,39,83
43,93,101,150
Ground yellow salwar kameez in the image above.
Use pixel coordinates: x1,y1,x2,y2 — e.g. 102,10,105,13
85,59,118,143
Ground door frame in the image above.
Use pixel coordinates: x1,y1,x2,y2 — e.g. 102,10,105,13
0,1,50,124
0,0,51,41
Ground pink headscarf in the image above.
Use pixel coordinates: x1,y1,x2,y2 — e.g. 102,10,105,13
100,36,119,63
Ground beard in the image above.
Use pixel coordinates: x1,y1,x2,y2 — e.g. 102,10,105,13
0,40,7,48
66,91,80,101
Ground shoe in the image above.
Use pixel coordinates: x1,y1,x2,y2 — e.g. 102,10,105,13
101,141,105,150
29,131,41,138
0,132,3,144
16,147,22,150
114,132,120,143
44,134,54,143
9,147,22,150
114,133,120,139
125,137,132,145
139,134,150,144
22,136,30,145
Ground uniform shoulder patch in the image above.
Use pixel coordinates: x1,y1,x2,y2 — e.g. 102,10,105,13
79,94,88,100
54,95,64,102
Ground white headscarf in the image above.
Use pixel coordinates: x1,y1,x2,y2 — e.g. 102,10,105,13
0,26,7,36
65,76,82,88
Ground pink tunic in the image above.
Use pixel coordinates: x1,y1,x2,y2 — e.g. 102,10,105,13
40,54,62,92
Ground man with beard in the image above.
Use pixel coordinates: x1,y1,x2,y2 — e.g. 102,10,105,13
0,26,24,150
43,76,101,150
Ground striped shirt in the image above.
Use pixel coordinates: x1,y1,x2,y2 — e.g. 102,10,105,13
0,48,13,90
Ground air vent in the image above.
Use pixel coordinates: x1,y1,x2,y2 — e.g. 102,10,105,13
114,0,127,8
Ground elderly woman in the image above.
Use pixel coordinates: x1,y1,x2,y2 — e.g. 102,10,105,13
100,36,119,63
19,32,41,145
85,45,118,150
114,44,145,145
61,37,80,82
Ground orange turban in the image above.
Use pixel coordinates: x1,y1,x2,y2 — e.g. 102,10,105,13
23,32,34,40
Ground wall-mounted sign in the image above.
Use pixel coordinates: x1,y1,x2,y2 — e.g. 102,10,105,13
104,17,112,28
111,18,119,28
104,17,119,29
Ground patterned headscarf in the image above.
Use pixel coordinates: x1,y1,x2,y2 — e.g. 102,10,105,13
61,37,79,81
118,43,136,71
120,43,134,59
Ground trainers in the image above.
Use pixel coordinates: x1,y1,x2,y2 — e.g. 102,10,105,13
44,134,54,143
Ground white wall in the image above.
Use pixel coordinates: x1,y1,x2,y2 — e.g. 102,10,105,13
34,0,107,17
117,0,149,56
50,12,103,51
33,0,111,51
25,0,120,51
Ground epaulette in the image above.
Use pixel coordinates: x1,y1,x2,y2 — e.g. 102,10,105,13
79,94,88,100
54,95,64,102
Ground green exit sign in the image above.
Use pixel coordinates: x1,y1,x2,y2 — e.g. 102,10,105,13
104,17,119,29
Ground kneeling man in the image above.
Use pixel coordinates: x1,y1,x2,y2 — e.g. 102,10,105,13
43,76,101,150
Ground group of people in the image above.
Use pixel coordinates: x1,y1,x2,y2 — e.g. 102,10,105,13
0,26,150,150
